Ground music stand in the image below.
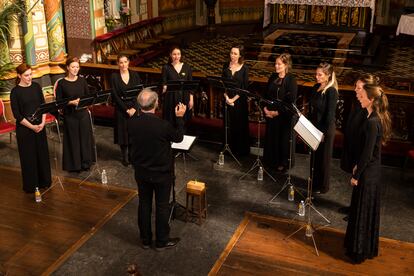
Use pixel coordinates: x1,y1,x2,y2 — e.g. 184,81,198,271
29,101,66,194
206,76,241,166
165,80,200,163
78,92,111,188
121,85,144,101
169,135,196,223
234,87,278,183
269,102,305,204
284,113,331,256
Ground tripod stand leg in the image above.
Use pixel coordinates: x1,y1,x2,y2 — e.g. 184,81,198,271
309,204,331,224
222,144,242,166
284,224,305,240
239,159,259,180
262,167,277,182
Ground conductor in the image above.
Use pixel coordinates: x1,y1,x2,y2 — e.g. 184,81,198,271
128,88,186,250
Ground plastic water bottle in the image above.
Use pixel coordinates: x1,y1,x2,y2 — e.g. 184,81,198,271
218,152,224,166
305,224,313,237
101,169,108,185
35,187,42,203
257,166,263,181
288,185,294,201
298,200,305,217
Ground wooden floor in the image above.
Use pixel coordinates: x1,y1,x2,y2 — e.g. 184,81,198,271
0,166,137,275
210,212,414,275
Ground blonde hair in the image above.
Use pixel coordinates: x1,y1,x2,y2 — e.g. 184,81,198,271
276,53,292,74
317,62,338,94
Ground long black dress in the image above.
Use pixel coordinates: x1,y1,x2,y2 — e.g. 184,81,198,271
161,63,193,126
309,85,338,193
55,77,96,171
344,112,382,263
110,71,141,146
263,73,297,169
222,63,250,156
10,83,51,193
340,100,367,173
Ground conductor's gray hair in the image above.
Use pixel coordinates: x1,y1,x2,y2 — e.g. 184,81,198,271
138,88,158,111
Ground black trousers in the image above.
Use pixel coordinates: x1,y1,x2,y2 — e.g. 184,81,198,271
135,171,172,245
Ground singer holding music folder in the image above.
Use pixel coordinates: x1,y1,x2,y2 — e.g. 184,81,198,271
128,88,185,250
111,54,141,166
10,63,51,193
222,45,250,156
263,53,297,173
55,57,95,172
161,46,193,126
309,62,338,194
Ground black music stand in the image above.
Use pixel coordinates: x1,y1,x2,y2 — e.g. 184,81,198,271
207,76,241,166
229,87,277,183
78,92,111,188
29,101,66,194
165,80,199,106
268,102,305,204
284,113,331,256
169,135,196,223
165,80,200,163
121,84,144,101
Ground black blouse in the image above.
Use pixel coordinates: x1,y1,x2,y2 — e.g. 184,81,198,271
161,63,193,85
10,82,45,125
352,113,382,180
264,73,297,116
55,77,90,114
111,71,141,112
309,84,338,133
222,63,249,93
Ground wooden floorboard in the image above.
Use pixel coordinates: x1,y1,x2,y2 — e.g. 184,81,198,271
210,212,414,276
0,166,137,275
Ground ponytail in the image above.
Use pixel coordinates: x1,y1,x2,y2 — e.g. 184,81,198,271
364,84,392,144
317,62,338,94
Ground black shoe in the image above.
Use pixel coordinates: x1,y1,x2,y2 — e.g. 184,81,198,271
155,237,180,251
141,239,152,249
338,206,350,214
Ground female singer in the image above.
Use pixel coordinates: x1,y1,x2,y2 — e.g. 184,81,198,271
344,84,391,264
339,74,379,216
111,54,141,166
263,53,297,172
55,57,95,172
161,46,193,126
222,45,250,156
309,62,338,194
341,74,378,173
10,63,51,193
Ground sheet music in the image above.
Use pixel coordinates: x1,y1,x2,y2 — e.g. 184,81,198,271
294,115,324,151
171,135,196,150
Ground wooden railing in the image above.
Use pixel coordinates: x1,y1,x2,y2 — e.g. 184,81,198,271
92,17,174,64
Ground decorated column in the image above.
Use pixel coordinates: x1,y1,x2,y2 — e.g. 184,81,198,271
21,0,36,65
43,0,66,62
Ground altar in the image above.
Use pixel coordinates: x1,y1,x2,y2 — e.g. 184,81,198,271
263,0,376,32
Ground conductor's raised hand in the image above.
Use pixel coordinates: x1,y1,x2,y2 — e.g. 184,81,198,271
175,102,187,117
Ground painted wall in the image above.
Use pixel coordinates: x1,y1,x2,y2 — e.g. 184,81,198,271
158,0,196,31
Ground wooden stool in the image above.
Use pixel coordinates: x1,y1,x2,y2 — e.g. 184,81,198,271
186,181,207,225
